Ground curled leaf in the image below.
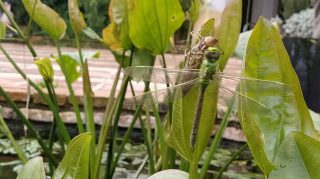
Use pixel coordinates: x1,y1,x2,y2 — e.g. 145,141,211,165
34,57,54,82
68,0,87,35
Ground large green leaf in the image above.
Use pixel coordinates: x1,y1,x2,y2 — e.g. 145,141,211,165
53,133,92,179
269,132,320,179
244,17,317,136
213,0,242,70
16,156,46,179
22,0,66,40
239,17,319,176
166,83,218,162
128,0,185,54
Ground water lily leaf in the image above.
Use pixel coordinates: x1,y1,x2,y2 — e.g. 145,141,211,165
239,17,319,176
0,21,5,39
22,0,66,40
68,0,87,35
53,133,92,179
128,0,185,54
17,156,46,179
34,57,54,82
269,132,320,179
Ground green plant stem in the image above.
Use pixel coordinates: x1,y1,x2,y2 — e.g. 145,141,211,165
134,155,149,178
215,143,248,179
105,48,135,179
199,98,234,179
130,81,155,174
179,158,190,172
94,60,123,179
55,41,84,134
0,44,70,143
190,160,199,179
150,97,168,169
0,0,37,57
109,83,151,176
0,86,58,166
44,80,65,152
75,35,96,176
160,53,176,168
0,107,28,164
105,75,130,179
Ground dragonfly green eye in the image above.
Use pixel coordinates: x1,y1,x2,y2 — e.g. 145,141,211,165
205,47,220,60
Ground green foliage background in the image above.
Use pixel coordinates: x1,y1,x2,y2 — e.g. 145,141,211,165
12,0,109,38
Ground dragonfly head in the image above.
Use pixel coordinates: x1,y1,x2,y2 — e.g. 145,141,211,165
203,36,218,47
205,47,221,61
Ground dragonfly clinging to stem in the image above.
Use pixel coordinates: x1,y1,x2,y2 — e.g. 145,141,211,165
124,37,287,151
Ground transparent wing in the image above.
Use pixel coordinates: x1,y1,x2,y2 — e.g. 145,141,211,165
213,72,294,117
124,78,201,110
123,66,203,85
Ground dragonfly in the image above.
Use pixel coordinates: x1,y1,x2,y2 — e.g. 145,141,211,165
124,43,288,150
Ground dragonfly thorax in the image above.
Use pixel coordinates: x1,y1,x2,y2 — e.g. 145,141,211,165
205,47,221,61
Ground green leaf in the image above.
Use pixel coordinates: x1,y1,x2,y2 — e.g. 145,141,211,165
22,0,66,40
113,48,155,68
166,83,218,162
68,0,87,35
269,132,320,179
244,17,317,136
128,0,185,54
213,0,242,70
53,51,100,83
16,156,46,179
0,21,6,39
34,57,54,82
239,17,319,176
53,133,92,179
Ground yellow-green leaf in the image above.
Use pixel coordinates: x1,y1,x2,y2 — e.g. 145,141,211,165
17,156,46,179
53,133,92,179
68,0,87,35
22,0,66,40
270,132,320,179
239,17,319,176
34,57,54,82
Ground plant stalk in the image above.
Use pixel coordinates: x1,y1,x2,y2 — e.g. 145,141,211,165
0,86,58,166
55,41,84,134
0,44,70,143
